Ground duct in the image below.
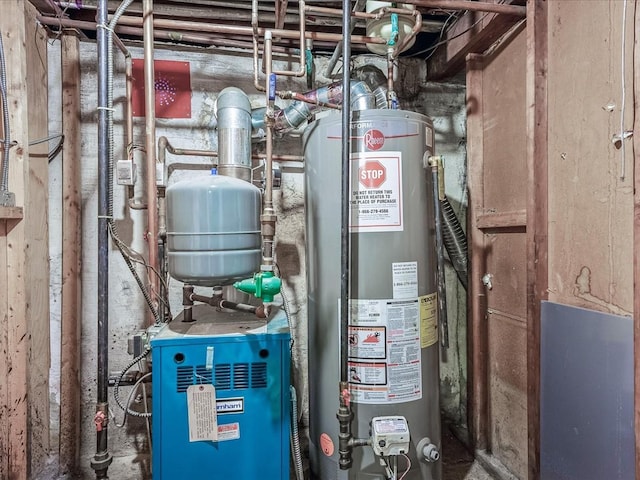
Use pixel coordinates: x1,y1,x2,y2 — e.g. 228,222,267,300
352,65,389,109
89,0,113,478
251,80,375,134
440,196,468,290
215,87,253,181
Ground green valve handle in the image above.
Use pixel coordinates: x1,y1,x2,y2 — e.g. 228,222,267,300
234,271,282,303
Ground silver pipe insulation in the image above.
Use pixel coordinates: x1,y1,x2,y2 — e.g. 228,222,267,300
216,87,253,181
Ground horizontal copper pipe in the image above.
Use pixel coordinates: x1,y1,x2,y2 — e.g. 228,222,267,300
402,0,526,16
113,15,387,46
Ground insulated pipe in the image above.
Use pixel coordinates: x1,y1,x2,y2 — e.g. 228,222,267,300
143,0,159,317
337,0,354,471
90,0,113,478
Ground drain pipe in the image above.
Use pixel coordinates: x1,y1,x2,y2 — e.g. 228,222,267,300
337,0,355,470
90,0,113,477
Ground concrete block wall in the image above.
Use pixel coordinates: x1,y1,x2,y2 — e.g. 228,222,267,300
47,41,467,478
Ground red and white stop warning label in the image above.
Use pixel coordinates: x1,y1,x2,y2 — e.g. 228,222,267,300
358,160,386,189
350,153,403,233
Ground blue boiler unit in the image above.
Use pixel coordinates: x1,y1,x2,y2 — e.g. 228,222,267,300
151,305,291,479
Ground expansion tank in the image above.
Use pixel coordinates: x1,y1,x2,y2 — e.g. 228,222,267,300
304,109,441,480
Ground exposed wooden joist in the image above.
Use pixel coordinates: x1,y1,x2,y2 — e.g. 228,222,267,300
275,0,289,29
0,1,31,477
526,0,548,479
476,210,526,230
465,52,488,452
28,0,61,15
427,1,525,80
24,2,51,474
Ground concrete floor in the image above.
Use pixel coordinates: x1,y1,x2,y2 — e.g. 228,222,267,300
442,427,494,480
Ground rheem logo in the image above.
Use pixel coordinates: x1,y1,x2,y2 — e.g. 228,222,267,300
359,160,386,189
364,129,385,150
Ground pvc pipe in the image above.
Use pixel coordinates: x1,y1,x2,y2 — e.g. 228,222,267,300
143,0,160,318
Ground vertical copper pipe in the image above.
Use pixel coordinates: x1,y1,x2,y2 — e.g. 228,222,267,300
261,31,275,267
271,0,306,77
143,0,159,314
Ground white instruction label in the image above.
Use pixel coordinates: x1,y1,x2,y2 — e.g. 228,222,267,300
217,422,241,441
187,384,218,442
392,262,418,299
350,152,403,233
348,299,422,404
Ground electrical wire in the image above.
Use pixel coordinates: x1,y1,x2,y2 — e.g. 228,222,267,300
112,371,152,427
0,31,11,194
398,454,412,480
113,348,152,419
410,12,489,59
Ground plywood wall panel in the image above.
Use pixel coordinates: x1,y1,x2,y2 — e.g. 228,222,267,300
547,0,634,315
482,28,527,215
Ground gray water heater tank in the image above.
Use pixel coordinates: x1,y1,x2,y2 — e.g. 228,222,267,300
304,109,441,480
166,170,262,286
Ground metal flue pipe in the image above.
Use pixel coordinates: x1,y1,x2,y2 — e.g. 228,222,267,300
90,0,113,476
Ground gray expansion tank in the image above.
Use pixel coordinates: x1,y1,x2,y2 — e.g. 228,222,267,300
304,109,441,480
166,170,262,286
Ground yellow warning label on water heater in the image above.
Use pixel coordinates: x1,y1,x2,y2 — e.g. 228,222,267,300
420,293,438,348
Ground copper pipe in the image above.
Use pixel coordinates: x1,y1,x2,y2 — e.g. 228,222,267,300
271,0,306,77
402,0,526,16
393,9,422,58
115,15,387,46
261,30,276,268
143,0,159,317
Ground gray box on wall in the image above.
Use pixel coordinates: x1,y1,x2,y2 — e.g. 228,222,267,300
541,301,634,480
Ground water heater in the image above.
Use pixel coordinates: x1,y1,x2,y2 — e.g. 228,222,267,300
304,110,441,480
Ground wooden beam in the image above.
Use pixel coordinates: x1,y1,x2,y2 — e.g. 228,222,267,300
427,1,525,80
465,52,488,452
27,0,61,15
59,32,83,474
275,0,289,30
476,210,526,230
0,1,31,478
24,2,51,474
526,0,548,479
